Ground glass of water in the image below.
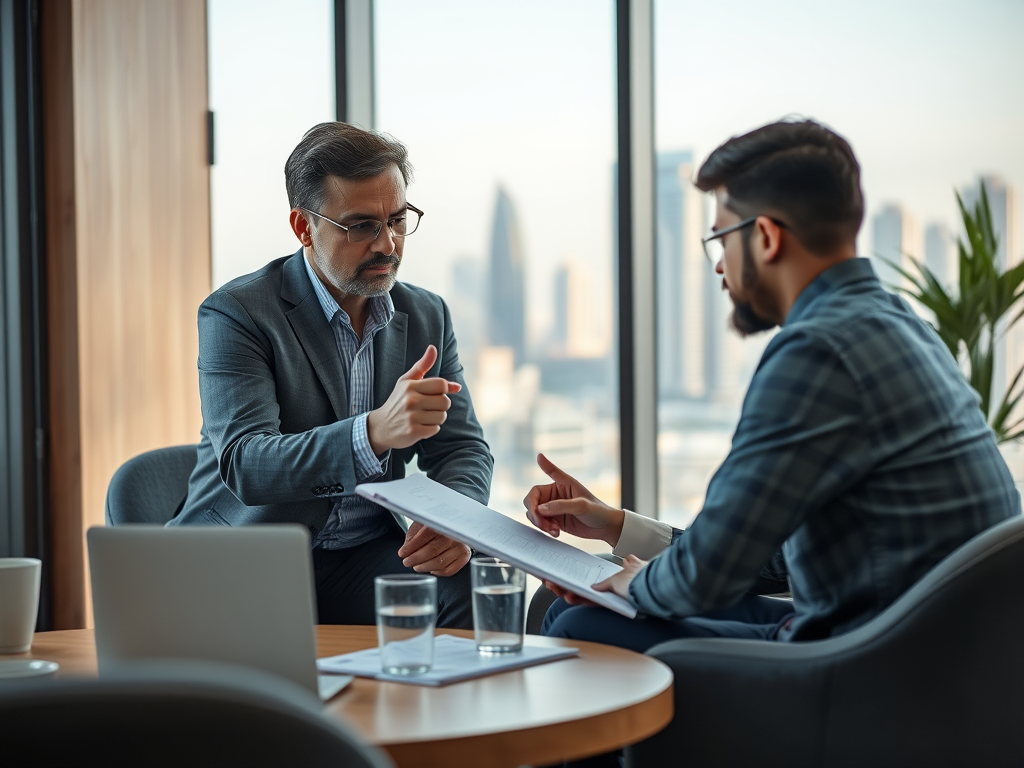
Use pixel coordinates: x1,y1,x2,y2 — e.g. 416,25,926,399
471,557,526,654
374,574,437,675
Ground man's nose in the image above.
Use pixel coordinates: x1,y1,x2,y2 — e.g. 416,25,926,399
370,221,398,251
715,257,724,275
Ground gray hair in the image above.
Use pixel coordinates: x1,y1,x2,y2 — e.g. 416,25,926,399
284,122,413,212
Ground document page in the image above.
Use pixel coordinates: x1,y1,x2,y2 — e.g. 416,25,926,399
356,474,638,618
318,635,578,686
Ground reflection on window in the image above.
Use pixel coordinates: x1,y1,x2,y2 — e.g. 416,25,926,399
654,0,1024,525
208,0,335,288
374,0,619,537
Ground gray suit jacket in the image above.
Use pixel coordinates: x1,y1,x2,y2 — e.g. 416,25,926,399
171,250,493,537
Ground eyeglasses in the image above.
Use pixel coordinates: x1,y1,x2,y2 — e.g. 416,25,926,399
301,204,424,243
701,216,788,263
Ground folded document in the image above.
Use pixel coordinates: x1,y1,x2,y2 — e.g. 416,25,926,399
356,474,638,618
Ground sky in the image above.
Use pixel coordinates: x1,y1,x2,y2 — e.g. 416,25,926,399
209,0,1024,343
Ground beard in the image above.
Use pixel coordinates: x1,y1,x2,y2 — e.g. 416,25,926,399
727,233,778,337
332,252,401,297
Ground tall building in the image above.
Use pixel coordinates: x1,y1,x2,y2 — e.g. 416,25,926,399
487,187,527,364
924,223,955,289
962,176,1018,270
656,152,708,399
551,260,608,359
448,257,485,380
871,204,920,293
963,176,1020,404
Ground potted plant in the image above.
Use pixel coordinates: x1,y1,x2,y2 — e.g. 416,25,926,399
887,182,1024,443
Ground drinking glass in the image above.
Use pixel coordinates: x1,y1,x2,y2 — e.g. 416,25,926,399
374,574,437,675
471,557,526,654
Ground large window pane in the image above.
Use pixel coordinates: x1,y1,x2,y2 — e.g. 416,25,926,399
655,0,1024,525
208,0,335,288
375,0,619,534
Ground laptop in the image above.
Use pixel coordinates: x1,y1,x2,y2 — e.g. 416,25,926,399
87,525,351,701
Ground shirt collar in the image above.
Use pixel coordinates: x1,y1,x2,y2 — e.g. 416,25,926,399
785,257,878,326
302,254,395,331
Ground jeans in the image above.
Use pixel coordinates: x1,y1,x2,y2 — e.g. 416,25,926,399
542,593,794,653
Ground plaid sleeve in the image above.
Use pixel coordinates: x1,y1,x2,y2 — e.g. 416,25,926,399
630,327,869,619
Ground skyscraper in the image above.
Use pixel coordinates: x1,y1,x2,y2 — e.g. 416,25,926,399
551,260,607,359
871,203,920,293
487,187,526,364
448,256,485,380
656,152,708,399
924,223,955,289
963,176,1020,403
962,176,1018,270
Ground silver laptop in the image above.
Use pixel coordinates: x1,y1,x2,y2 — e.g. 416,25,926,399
87,525,351,701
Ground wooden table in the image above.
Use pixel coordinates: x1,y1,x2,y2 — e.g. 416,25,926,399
23,627,674,768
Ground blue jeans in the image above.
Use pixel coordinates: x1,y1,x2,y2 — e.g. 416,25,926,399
542,593,794,653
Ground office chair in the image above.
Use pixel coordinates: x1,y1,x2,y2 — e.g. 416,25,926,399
0,660,394,768
105,444,198,525
625,514,1024,768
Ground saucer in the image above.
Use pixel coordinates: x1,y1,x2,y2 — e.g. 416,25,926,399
0,659,60,679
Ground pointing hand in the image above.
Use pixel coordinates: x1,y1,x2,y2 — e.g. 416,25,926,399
367,345,461,454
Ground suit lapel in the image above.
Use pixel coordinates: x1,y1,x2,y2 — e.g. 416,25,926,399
282,252,349,420
374,310,408,408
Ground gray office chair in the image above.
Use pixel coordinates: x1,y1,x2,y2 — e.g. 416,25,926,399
626,514,1024,768
0,660,393,768
105,444,198,525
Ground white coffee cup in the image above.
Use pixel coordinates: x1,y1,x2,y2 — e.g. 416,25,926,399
0,558,42,653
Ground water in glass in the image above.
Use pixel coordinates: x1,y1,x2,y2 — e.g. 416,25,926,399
473,582,525,653
377,603,436,675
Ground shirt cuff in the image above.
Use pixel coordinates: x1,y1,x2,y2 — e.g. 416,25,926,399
612,509,674,560
353,412,388,481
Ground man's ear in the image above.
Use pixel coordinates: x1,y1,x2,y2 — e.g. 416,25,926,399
754,216,784,264
289,208,314,246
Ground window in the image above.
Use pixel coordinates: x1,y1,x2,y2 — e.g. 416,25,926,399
374,0,620,533
654,0,1024,524
208,0,336,288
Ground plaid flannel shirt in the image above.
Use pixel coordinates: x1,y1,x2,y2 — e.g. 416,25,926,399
630,258,1020,639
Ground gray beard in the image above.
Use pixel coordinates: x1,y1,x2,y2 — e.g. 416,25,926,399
336,269,398,297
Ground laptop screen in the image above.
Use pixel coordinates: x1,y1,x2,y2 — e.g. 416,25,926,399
88,525,321,696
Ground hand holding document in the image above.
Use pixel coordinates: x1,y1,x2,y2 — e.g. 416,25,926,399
356,474,638,619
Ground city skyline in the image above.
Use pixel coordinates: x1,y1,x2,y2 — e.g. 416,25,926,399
206,0,1024,522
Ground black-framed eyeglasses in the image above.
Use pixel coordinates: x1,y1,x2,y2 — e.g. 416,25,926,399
701,216,788,263
301,204,424,243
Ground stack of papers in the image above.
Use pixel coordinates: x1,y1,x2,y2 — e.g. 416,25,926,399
317,635,578,686
356,474,638,618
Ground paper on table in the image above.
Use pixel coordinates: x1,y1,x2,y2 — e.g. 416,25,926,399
356,474,638,618
317,634,578,686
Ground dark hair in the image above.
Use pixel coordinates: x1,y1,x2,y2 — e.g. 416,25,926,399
284,122,413,211
695,119,863,255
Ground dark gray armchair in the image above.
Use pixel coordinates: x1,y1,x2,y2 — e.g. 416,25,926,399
105,444,198,525
626,514,1024,768
0,660,394,767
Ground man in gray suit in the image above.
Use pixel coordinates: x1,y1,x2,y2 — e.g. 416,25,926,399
171,122,493,628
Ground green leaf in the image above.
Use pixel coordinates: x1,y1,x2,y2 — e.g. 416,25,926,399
901,181,1021,433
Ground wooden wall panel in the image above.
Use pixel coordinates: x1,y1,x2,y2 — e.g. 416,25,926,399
42,0,84,630
43,0,210,628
